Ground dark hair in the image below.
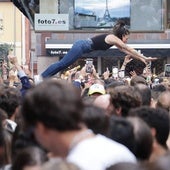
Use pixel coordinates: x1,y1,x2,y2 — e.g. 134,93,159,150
151,84,166,100
127,117,153,160
82,104,109,136
0,86,21,119
129,106,169,148
112,20,130,40
11,124,42,160
110,85,142,117
12,146,48,170
108,116,135,153
134,84,151,106
22,79,84,131
156,91,170,112
0,129,13,168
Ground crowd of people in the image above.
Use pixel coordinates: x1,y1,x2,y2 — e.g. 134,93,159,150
0,52,169,170
0,20,169,170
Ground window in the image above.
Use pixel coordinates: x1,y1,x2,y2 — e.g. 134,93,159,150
11,0,166,31
130,0,164,31
73,0,130,29
59,0,165,31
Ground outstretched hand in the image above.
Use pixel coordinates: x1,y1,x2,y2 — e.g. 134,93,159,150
139,56,157,65
144,57,157,63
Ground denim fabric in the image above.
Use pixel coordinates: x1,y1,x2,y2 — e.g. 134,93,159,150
41,39,93,78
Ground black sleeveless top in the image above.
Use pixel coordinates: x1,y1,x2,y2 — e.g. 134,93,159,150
91,34,113,50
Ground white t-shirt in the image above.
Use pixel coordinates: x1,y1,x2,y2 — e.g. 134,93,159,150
67,134,136,170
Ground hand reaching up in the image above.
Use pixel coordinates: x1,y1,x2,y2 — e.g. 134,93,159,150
8,55,18,65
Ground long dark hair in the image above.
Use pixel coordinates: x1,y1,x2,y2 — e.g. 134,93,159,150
112,20,130,40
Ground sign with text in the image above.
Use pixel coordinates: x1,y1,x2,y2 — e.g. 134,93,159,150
34,14,69,31
46,48,69,57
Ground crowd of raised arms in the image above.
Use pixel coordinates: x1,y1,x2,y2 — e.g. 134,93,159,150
0,53,169,170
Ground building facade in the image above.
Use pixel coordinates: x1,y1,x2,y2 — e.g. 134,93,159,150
31,0,170,76
0,0,30,65
4,0,170,77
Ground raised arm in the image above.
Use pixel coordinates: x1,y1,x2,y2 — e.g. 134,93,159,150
105,34,156,64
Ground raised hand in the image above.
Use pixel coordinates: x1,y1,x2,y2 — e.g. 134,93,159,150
8,55,18,65
123,55,133,64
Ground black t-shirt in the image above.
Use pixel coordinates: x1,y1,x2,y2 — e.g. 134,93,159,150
91,34,113,50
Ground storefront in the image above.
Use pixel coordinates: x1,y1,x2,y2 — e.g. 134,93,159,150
45,39,170,75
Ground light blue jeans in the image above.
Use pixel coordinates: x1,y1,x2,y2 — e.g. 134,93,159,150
41,39,93,78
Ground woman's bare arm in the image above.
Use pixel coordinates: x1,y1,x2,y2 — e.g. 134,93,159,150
105,34,157,64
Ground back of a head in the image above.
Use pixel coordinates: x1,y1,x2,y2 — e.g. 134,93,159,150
156,90,170,112
22,79,84,131
0,86,21,119
82,104,109,136
93,94,112,116
108,116,135,153
127,116,153,161
105,80,125,94
129,106,170,148
130,76,147,86
151,84,167,100
134,83,151,106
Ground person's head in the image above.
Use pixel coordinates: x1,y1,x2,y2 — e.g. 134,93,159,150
12,146,48,170
88,83,106,97
108,116,135,153
130,76,147,86
21,79,84,131
93,94,113,116
127,116,153,161
21,79,85,153
82,104,109,136
105,80,125,94
0,85,21,120
134,83,151,106
112,20,130,43
156,90,170,112
151,84,167,108
129,106,170,149
109,85,142,117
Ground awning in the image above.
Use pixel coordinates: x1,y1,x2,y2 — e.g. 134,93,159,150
45,39,170,58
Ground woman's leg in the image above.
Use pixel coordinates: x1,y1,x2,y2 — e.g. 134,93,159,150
41,39,92,78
